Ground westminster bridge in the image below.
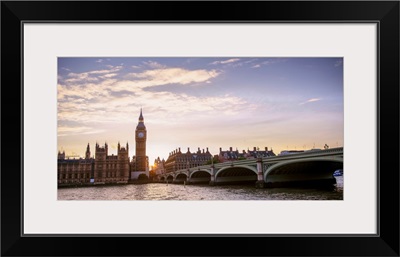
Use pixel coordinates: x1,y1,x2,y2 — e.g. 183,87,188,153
156,147,343,188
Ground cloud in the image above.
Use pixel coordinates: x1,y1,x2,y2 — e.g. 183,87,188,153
210,58,240,65
58,126,92,133
58,79,249,125
58,80,249,125
88,70,112,74
220,58,240,64
57,63,248,127
59,66,123,85
99,73,118,79
65,67,122,80
58,65,220,104
244,59,257,64
57,126,105,137
299,98,321,105
334,60,343,67
123,68,220,87
57,78,117,100
251,58,287,68
143,61,166,69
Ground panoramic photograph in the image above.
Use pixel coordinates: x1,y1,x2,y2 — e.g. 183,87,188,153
57,57,344,200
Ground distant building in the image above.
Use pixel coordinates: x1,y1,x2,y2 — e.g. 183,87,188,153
153,157,166,175
218,146,276,162
164,147,212,173
246,147,276,158
218,147,240,162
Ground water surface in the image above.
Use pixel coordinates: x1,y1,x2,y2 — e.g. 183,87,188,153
58,176,343,200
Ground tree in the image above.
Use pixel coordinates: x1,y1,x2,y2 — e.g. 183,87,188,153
206,156,220,165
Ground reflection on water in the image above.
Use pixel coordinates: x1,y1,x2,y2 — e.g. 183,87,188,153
58,176,343,201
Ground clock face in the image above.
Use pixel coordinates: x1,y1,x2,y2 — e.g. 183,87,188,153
138,132,144,138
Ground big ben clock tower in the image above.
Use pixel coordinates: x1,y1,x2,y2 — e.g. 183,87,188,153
135,108,148,176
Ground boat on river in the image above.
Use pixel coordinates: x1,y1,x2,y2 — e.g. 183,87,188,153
333,169,343,176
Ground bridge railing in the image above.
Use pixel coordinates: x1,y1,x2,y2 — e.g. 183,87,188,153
263,147,343,162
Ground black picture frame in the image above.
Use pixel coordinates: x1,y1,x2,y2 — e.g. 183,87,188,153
1,1,399,256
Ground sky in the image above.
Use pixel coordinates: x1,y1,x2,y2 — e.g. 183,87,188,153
57,57,343,166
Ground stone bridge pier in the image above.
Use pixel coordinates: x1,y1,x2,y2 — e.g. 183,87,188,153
255,158,265,188
209,166,216,186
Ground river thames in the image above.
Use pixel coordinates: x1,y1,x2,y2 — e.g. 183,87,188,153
58,176,343,200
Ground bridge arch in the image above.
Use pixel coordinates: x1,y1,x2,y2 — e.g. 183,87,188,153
264,157,343,184
166,175,174,183
215,165,258,184
174,173,188,184
189,169,211,184
176,170,189,177
176,173,188,178
189,169,212,178
215,165,258,177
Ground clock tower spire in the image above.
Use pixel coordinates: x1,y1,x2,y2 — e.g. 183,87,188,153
139,107,144,122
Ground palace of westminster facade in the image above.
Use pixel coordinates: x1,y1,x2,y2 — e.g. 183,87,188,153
58,109,276,186
57,109,149,186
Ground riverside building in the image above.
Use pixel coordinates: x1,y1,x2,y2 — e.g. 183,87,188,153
164,147,213,173
57,109,149,187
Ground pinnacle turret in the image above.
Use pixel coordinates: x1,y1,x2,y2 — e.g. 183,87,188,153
139,108,144,122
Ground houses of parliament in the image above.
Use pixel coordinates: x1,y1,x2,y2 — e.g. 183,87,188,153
58,109,277,187
57,109,149,186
